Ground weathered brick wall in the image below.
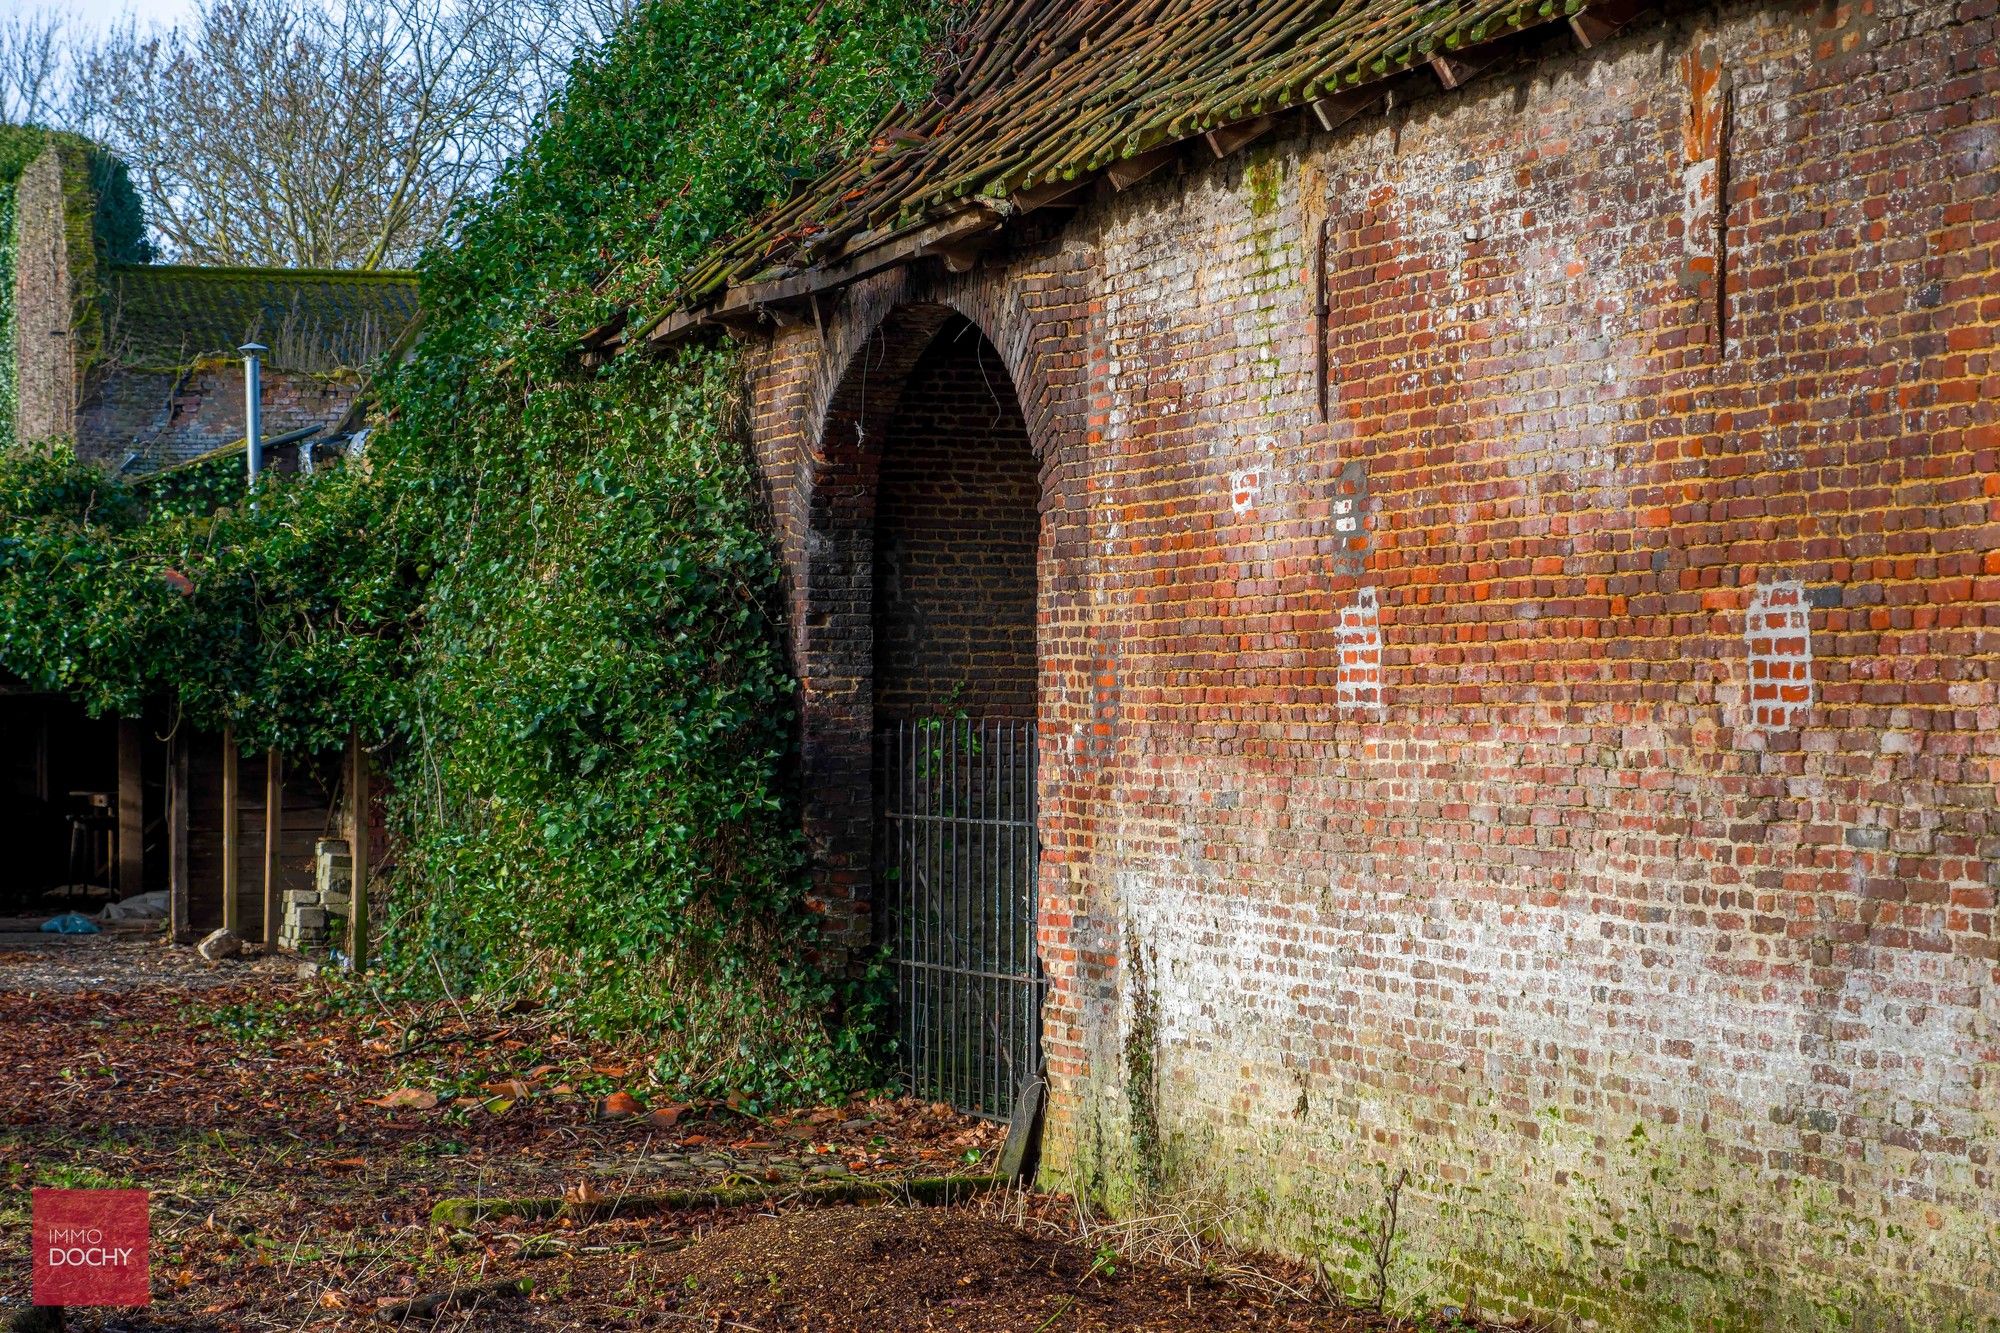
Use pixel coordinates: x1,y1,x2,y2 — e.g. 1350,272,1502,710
741,1,1999,1326
10,146,78,447
73,362,362,471
874,315,1039,721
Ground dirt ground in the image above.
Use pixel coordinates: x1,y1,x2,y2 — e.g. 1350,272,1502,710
0,934,1448,1331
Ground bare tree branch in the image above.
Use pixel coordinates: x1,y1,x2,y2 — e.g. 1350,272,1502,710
0,10,70,126
54,0,618,269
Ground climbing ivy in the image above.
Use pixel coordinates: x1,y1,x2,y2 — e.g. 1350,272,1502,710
0,0,962,1101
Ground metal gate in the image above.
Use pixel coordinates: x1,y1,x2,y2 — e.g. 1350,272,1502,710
877,718,1041,1118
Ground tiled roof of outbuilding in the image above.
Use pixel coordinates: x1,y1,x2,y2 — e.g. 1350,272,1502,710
625,0,1652,350
108,264,420,373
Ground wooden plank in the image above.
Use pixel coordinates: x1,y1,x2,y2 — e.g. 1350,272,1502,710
167,731,189,942
1204,115,1273,159
1310,88,1380,134
1429,54,1487,91
1009,178,1089,214
1106,146,1175,191
262,749,283,950
347,731,370,973
116,719,144,897
220,727,239,935
648,205,1006,350
1571,0,1655,48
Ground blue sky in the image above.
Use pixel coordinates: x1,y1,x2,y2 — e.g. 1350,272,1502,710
24,0,198,34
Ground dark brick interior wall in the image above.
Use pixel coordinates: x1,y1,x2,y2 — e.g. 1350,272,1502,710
874,318,1038,721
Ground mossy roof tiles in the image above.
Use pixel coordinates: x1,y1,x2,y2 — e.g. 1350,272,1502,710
108,264,419,372
637,0,1609,342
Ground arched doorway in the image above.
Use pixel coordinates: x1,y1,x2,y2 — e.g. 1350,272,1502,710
869,314,1041,1119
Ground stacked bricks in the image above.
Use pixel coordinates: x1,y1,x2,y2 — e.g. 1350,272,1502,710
279,838,350,957
739,1,2000,1327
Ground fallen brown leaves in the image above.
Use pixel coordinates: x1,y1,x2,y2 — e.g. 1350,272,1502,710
0,936,1463,1332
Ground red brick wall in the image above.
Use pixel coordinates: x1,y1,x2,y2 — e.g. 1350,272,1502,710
874,317,1038,721
73,362,362,471
742,2,2000,1326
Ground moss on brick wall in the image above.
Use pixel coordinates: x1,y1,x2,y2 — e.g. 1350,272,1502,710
0,125,149,449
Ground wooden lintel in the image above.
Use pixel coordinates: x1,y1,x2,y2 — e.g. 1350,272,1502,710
1430,53,1488,91
1107,146,1175,191
1011,178,1090,214
1205,116,1273,159
1311,90,1380,134
1570,0,1654,48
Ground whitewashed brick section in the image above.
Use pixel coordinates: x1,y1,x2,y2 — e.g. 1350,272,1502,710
1336,587,1383,714
1745,580,1812,730
1229,467,1261,514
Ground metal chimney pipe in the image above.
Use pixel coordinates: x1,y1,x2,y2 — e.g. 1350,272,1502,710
239,343,269,485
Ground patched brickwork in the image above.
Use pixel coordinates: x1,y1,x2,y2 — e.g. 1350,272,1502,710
738,2,2000,1327
1334,587,1383,714
874,317,1038,721
1743,579,1813,730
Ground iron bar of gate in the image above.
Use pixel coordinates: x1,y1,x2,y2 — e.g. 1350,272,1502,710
878,717,1040,1119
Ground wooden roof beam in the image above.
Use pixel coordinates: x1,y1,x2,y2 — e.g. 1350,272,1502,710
644,203,1007,351
1011,178,1092,214
1310,88,1382,133
1570,0,1655,48
578,309,627,352
1205,115,1273,159
1106,146,1175,191
1429,52,1490,91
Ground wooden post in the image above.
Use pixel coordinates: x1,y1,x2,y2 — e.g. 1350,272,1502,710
167,731,189,942
116,719,144,897
220,727,240,935
262,749,283,949
347,729,370,973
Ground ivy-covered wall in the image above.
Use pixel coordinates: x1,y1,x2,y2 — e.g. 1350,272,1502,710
0,0,963,1104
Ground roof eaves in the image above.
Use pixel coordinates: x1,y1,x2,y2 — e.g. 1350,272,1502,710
615,0,1662,356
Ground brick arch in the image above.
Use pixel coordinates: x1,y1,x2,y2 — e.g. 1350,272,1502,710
791,290,1046,965
804,269,1066,473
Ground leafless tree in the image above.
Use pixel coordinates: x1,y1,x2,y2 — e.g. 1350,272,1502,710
61,0,633,270
0,11,69,127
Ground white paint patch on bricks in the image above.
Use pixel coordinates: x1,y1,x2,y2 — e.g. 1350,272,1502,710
1336,588,1383,714
1745,579,1812,730
1229,467,1261,514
